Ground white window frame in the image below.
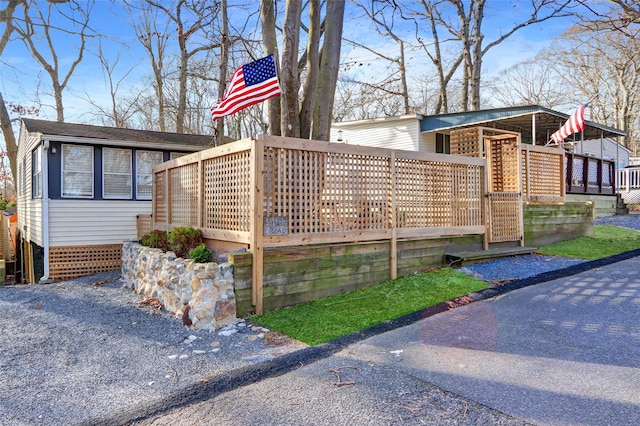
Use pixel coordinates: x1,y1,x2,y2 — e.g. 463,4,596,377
61,144,94,198
136,150,164,200
31,145,42,199
103,147,132,200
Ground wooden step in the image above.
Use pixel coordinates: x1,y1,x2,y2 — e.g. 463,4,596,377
445,246,538,267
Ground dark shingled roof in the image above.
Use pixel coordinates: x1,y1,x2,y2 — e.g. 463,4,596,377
22,118,215,147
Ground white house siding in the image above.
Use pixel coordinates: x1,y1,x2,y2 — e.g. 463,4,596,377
330,117,421,151
17,133,44,246
48,200,151,247
420,132,437,152
15,198,44,247
573,138,630,167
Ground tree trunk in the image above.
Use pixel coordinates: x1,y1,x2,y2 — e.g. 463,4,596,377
176,15,189,134
260,0,281,136
312,1,345,141
215,0,229,145
280,0,302,138
299,0,320,139
470,0,485,110
0,91,18,181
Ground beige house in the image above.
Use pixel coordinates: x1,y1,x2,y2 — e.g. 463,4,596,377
16,119,213,283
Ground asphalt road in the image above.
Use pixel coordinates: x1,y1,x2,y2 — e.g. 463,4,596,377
133,252,640,426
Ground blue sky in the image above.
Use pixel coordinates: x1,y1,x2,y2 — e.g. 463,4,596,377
0,0,581,140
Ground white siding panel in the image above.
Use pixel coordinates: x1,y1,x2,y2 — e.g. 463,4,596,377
17,134,41,243
49,200,152,246
21,199,43,246
421,132,437,152
331,118,420,151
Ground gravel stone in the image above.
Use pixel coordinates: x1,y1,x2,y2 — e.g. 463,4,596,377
0,271,305,426
459,213,640,283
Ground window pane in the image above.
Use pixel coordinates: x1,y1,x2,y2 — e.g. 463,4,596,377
62,145,93,198
104,148,132,173
136,151,163,200
103,147,132,199
63,145,93,172
63,172,93,197
32,146,42,198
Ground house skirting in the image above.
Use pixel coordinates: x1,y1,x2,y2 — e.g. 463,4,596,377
48,244,123,281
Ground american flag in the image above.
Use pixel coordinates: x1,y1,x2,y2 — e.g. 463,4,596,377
211,54,282,121
550,104,588,145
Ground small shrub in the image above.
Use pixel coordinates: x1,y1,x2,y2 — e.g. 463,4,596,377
168,226,203,258
189,243,213,263
140,230,170,251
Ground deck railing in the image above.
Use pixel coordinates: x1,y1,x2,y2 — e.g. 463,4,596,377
565,153,615,195
152,135,487,246
521,144,565,202
616,167,640,204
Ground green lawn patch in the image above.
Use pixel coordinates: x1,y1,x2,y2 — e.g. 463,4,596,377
251,268,488,346
536,225,640,260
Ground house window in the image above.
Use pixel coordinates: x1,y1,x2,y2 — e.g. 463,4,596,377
31,145,42,198
136,150,163,200
436,133,451,154
62,144,94,198
103,147,132,199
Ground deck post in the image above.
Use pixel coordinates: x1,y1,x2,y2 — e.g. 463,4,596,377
250,136,265,314
390,151,397,280
197,152,203,229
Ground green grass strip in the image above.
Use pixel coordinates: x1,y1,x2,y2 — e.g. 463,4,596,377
537,225,640,260
251,268,488,346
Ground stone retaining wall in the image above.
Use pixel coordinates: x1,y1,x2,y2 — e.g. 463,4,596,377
121,242,236,331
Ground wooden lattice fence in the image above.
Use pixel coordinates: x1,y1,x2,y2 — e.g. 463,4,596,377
150,133,566,313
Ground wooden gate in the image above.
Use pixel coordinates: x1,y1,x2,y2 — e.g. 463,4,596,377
485,135,524,246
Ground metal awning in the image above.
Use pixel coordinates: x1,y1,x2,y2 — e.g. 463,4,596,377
420,105,626,143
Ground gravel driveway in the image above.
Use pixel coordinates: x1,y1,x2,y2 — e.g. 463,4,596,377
0,271,305,425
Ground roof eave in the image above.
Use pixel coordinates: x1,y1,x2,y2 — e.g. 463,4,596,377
38,134,206,152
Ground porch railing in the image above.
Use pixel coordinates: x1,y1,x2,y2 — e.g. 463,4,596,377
616,167,640,204
565,153,615,195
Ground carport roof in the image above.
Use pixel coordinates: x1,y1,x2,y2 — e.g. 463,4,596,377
420,105,626,141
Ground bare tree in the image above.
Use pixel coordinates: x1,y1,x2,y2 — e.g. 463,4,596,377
143,0,221,133
347,1,411,115
130,2,171,131
484,57,565,108
298,0,320,139
437,0,573,111
14,0,95,122
84,41,139,127
260,0,281,136
548,18,640,155
311,0,344,140
214,0,229,145
0,0,25,181
280,0,303,137
259,1,345,141
604,0,640,23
